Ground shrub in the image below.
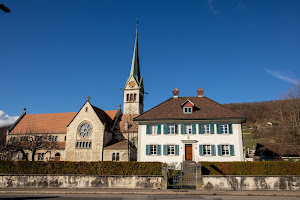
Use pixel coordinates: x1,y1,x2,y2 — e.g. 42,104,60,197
200,161,300,175
0,161,162,175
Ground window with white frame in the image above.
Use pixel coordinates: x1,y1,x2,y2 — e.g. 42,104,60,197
168,125,175,134
203,145,211,155
185,124,192,134
221,145,230,155
184,107,192,114
167,145,175,155
202,124,210,134
150,125,158,134
221,124,228,134
150,145,157,155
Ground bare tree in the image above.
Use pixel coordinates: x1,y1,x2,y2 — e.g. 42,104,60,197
4,124,58,161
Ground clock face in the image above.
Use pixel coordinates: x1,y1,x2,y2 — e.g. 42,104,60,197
79,123,92,137
129,81,135,88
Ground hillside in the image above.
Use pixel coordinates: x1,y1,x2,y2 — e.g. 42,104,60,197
224,99,300,153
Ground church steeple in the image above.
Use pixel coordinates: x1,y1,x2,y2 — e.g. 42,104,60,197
127,20,142,87
123,20,144,115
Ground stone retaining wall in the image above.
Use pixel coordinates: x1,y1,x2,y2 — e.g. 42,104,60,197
201,176,300,190
0,175,164,189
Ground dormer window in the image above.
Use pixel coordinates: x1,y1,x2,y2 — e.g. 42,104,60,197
182,99,194,114
184,107,192,114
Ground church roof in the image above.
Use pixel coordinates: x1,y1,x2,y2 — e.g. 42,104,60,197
104,140,130,150
9,108,118,135
134,96,246,121
9,112,77,134
91,105,116,131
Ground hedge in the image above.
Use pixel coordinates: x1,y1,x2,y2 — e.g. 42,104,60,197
200,161,300,175
0,161,162,175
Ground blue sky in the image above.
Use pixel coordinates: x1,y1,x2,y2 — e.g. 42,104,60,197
1,0,299,125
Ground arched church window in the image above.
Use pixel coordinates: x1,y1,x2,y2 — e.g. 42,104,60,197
134,94,136,101
112,153,116,161
127,94,129,102
130,94,133,101
116,153,120,161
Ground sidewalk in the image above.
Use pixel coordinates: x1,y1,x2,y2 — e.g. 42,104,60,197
0,188,300,197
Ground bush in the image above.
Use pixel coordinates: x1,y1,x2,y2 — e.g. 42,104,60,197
200,161,300,175
0,161,162,175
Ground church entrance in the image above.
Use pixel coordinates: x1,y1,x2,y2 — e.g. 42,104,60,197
185,144,193,161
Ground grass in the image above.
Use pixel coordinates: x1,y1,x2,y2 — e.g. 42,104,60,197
242,134,272,150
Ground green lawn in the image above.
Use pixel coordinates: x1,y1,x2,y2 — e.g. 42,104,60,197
242,134,272,150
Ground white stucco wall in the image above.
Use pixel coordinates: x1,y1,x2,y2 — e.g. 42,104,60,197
137,121,244,166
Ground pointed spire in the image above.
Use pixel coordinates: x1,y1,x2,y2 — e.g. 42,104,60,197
129,19,141,85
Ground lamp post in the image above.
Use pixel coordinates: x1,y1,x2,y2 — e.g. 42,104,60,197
0,3,10,13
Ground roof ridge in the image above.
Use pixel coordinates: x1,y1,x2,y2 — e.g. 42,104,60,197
26,112,77,116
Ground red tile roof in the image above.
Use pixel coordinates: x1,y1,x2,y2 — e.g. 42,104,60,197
9,112,77,134
9,108,117,135
134,97,246,121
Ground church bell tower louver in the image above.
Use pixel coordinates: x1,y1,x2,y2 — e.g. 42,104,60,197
123,20,144,115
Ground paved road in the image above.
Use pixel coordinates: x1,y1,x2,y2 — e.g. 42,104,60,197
0,194,299,200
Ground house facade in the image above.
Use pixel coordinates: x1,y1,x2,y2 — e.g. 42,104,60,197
134,88,247,166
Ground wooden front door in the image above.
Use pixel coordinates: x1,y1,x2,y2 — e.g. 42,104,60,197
185,144,193,161
54,153,60,161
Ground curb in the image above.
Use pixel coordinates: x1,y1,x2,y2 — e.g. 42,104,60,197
0,190,300,197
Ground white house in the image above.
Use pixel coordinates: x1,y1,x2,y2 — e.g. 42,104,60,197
134,88,247,166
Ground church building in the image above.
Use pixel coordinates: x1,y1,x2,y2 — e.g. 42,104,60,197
6,24,144,162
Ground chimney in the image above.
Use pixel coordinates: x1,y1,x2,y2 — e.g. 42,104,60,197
197,88,203,97
173,88,179,99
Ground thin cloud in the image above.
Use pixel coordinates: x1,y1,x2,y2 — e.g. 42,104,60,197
265,69,298,85
208,0,220,15
0,110,19,127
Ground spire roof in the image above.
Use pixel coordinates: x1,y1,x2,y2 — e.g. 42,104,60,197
127,21,142,87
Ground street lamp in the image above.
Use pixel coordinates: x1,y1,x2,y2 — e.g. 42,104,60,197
0,3,11,13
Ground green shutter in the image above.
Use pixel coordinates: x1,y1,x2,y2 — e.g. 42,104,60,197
146,145,150,155
157,145,161,155
163,145,167,155
157,125,161,135
192,124,196,134
229,124,233,134
163,124,168,134
181,124,185,134
146,125,150,135
198,124,203,134
175,145,179,156
217,145,222,156
175,124,178,134
199,145,203,156
211,145,216,156
230,145,235,156
210,124,214,134
216,124,221,134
